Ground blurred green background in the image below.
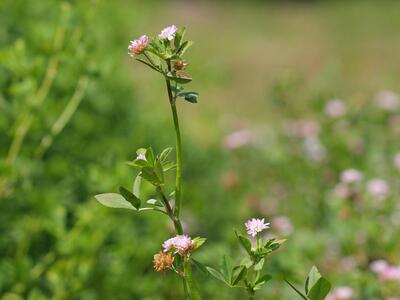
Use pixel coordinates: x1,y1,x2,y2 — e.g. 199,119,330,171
1,0,400,299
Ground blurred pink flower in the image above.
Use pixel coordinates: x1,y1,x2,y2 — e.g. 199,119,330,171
394,153,400,170
370,260,400,282
159,25,178,40
325,99,346,118
271,216,293,236
370,259,389,274
375,90,400,111
334,183,350,199
367,178,390,200
163,235,193,254
340,169,363,184
284,119,320,138
303,136,326,162
339,256,356,272
128,35,149,56
380,266,400,281
223,129,255,149
326,286,354,300
245,218,270,237
386,297,400,300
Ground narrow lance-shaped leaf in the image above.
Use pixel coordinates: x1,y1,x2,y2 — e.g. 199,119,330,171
177,91,199,103
135,58,162,73
235,231,253,256
206,267,230,286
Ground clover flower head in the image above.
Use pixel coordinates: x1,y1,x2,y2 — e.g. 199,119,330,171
137,153,146,160
128,35,149,56
367,178,390,201
325,99,346,118
245,218,270,237
159,25,178,41
153,251,174,272
162,235,193,254
340,168,362,184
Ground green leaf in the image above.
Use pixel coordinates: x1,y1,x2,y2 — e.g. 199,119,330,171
285,280,308,300
177,91,199,103
174,26,186,48
192,237,207,249
162,161,176,172
146,199,163,207
166,72,192,84
154,160,164,183
133,173,142,198
240,257,253,269
94,193,136,210
231,265,247,285
191,258,208,275
235,231,253,256
145,147,155,166
141,167,160,186
159,147,173,162
307,277,331,300
206,267,230,286
305,266,322,294
222,255,233,283
176,40,194,56
119,186,140,209
255,273,272,286
254,258,264,271
135,58,161,73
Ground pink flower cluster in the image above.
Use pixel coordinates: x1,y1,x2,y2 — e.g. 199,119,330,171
245,218,270,237
128,35,149,56
223,129,255,150
162,235,193,254
370,260,400,281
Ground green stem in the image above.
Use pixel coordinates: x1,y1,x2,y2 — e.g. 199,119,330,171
165,60,183,224
156,187,183,234
247,287,255,300
184,258,201,300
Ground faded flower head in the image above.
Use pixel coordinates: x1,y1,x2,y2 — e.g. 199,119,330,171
159,25,178,41
340,169,362,184
367,178,390,201
325,99,346,118
153,251,174,272
128,35,149,56
245,218,270,237
163,235,194,254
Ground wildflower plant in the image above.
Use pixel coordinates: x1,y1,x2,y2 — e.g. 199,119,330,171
94,25,331,299
95,25,202,299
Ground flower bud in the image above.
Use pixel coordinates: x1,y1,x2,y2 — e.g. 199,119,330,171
174,60,188,70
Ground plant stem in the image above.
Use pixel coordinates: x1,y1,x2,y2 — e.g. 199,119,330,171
184,258,201,300
157,187,183,234
165,60,183,227
247,288,255,300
